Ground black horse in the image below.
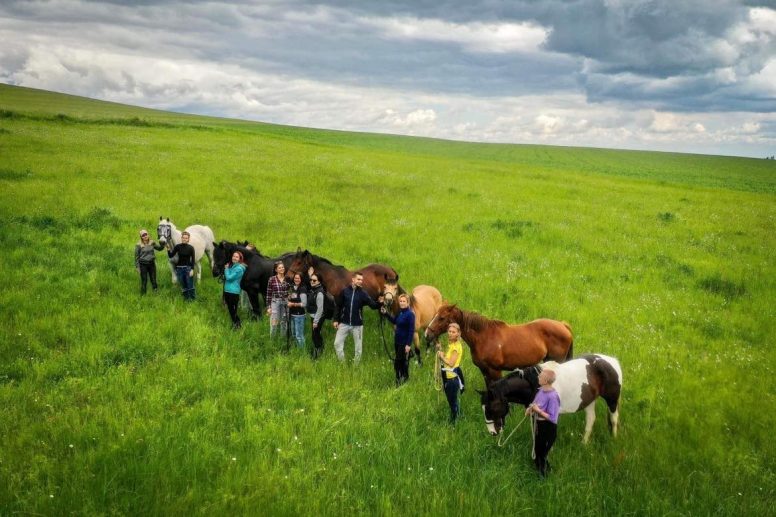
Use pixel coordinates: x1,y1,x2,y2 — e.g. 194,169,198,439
212,240,296,319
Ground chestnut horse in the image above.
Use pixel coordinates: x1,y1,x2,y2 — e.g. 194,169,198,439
424,304,573,385
381,283,445,364
286,249,399,300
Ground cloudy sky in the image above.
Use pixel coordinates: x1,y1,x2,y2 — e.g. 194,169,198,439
1,0,775,157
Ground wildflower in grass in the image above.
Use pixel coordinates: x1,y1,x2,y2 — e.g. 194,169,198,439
232,457,237,461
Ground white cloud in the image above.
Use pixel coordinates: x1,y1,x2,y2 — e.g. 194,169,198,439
363,16,549,54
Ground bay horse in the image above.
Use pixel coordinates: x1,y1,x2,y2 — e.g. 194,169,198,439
381,283,445,364
424,304,573,385
286,249,399,301
211,240,295,318
478,354,622,443
156,217,215,283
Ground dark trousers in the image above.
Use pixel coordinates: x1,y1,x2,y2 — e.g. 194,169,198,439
175,266,195,301
443,376,461,422
138,261,157,294
534,420,557,476
394,344,410,384
311,319,326,358
224,292,241,328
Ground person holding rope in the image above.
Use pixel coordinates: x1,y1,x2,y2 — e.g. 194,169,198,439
166,231,196,301
332,272,383,365
525,369,560,477
134,229,164,295
381,293,415,386
436,322,465,424
266,261,289,341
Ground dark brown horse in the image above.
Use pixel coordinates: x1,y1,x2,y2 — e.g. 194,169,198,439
286,249,399,300
424,304,573,385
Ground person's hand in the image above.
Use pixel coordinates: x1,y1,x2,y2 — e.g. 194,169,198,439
378,295,384,303
312,322,318,329
189,270,194,277
266,308,271,314
333,321,339,329
404,345,411,355
380,307,386,314
525,406,532,416
435,343,441,351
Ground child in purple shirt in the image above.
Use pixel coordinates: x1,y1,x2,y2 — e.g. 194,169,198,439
526,368,560,477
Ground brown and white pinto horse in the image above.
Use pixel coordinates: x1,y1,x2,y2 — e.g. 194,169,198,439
424,304,573,385
286,249,399,300
381,283,445,364
479,354,622,443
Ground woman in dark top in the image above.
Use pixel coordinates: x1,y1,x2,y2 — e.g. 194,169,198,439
167,231,196,301
382,293,416,386
288,272,308,349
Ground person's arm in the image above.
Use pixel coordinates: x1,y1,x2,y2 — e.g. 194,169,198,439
167,244,178,258
313,292,324,325
153,240,165,251
266,278,274,311
366,292,382,310
333,290,346,325
299,292,307,310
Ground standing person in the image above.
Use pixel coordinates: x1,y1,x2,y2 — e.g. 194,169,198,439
223,251,247,329
525,369,561,477
134,229,164,295
288,272,308,349
381,293,415,386
167,231,196,301
266,261,289,340
307,273,329,359
332,272,383,364
436,322,464,424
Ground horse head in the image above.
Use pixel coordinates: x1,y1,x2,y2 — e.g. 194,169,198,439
287,249,313,279
156,217,174,246
478,387,510,436
424,303,462,342
380,278,400,311
212,240,232,278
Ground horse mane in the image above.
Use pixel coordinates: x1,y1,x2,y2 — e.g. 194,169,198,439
459,307,507,333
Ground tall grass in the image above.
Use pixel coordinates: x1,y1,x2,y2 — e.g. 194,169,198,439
1,84,774,515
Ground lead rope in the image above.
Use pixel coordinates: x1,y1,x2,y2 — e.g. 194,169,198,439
433,351,443,392
497,412,530,447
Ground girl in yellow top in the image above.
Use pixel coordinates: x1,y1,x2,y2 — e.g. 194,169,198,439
436,322,464,424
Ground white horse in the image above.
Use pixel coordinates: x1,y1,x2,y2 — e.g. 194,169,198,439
156,217,215,283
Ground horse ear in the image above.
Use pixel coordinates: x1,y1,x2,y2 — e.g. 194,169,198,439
159,216,162,221
166,218,170,222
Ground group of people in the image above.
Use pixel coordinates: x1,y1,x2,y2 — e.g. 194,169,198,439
134,229,559,477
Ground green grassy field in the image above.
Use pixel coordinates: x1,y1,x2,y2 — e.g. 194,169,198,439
1,83,774,516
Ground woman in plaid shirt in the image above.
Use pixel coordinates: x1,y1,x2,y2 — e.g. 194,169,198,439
266,261,289,339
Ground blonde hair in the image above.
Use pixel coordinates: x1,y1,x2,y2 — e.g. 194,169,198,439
447,322,461,332
397,293,410,303
541,369,556,384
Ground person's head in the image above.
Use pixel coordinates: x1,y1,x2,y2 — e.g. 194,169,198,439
293,272,302,285
398,293,410,309
447,322,461,341
139,229,149,242
352,272,364,288
538,369,556,387
231,251,243,264
309,274,320,287
181,231,190,243
274,261,285,275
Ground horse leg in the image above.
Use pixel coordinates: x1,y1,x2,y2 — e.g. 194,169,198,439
168,261,177,284
413,332,422,366
608,397,620,438
195,262,202,283
582,403,596,444
248,290,262,320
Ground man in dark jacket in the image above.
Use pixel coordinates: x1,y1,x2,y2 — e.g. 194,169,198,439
167,231,196,301
332,272,383,364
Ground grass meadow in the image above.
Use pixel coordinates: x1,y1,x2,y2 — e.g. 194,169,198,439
1,83,775,515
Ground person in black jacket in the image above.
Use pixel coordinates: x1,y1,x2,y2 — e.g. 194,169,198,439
332,272,383,364
167,231,196,301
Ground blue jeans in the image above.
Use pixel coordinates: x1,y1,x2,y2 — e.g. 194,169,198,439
443,376,461,423
291,315,306,348
175,266,195,301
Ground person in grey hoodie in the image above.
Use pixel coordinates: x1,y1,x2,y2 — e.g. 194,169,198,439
134,229,164,294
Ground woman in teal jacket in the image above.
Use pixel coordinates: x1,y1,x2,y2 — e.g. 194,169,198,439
223,251,247,329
